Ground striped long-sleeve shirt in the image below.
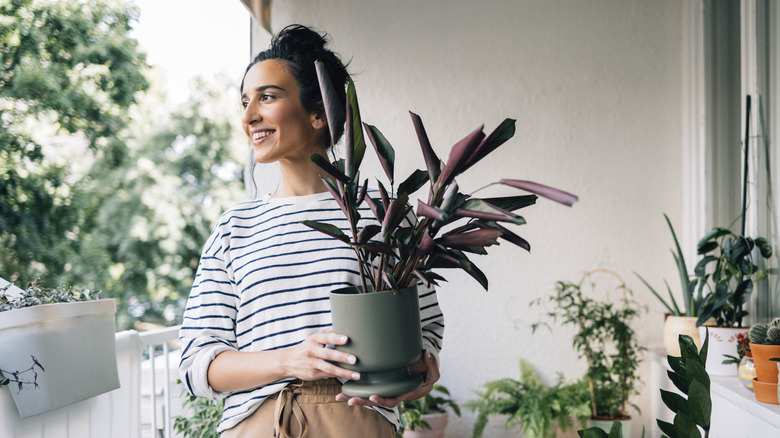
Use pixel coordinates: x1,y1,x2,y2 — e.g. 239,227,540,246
178,191,445,433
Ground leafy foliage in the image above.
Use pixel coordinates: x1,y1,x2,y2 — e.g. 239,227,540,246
0,282,100,312
693,227,772,328
173,381,225,438
533,270,645,420
657,332,711,438
0,0,246,329
307,60,578,293
636,214,705,317
466,360,591,438
398,384,461,435
0,0,148,288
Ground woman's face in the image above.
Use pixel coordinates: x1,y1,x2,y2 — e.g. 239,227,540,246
241,60,325,165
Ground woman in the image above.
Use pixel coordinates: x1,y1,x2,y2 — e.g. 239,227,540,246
178,25,445,437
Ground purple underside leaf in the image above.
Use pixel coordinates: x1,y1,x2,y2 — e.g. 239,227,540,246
365,196,385,223
356,178,369,206
452,208,525,225
364,123,395,184
321,177,347,216
500,179,579,207
439,125,486,186
357,225,381,243
314,60,345,147
460,118,516,173
438,228,502,247
310,153,349,183
413,269,447,287
302,220,350,244
410,111,441,182
382,195,409,236
474,221,531,251
416,200,447,221
417,231,437,256
346,79,366,178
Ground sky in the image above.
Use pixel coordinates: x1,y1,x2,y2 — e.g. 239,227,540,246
129,0,251,103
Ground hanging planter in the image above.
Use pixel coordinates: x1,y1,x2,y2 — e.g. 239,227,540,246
329,286,424,398
0,298,119,418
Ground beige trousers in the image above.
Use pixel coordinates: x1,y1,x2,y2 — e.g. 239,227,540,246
220,379,396,438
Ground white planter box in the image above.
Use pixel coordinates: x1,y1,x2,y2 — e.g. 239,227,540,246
0,299,120,418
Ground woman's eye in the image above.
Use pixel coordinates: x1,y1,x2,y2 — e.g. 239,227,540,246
241,101,248,109
260,94,274,102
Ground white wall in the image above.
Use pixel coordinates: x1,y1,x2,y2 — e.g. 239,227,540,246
251,1,684,436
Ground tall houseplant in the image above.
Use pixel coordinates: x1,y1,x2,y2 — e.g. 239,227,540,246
309,62,578,396
467,359,591,438
635,214,708,355
0,281,119,418
533,269,645,437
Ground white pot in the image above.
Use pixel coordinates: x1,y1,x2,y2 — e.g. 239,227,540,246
0,299,119,418
697,326,748,377
403,412,448,438
589,417,632,437
664,316,702,356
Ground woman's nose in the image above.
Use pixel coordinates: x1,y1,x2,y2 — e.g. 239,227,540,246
242,101,261,125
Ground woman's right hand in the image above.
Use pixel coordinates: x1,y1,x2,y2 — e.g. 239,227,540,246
283,328,361,382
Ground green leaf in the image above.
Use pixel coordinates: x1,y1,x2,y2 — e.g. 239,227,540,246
693,255,717,277
667,369,688,394
684,356,710,393
481,195,537,212
346,79,366,179
660,389,689,416
457,199,525,225
667,355,685,376
635,272,678,315
578,428,609,438
688,379,711,427
678,334,699,366
461,118,516,173
656,420,679,438
673,411,699,438
398,169,430,198
314,60,346,148
607,422,623,438
755,237,773,258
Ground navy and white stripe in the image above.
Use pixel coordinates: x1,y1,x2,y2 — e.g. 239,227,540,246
178,191,445,433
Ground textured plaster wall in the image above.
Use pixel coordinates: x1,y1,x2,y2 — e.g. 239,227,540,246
251,1,683,436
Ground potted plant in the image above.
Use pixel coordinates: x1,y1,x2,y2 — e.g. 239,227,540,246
309,62,578,397
397,384,461,438
692,226,772,376
467,359,590,438
747,318,780,404
533,269,645,437
0,280,119,418
635,214,708,356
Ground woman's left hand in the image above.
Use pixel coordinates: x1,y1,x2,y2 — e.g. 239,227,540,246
334,349,440,408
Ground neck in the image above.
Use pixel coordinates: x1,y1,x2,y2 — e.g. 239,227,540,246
274,153,333,197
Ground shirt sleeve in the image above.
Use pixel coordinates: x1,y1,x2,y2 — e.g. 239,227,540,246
178,219,240,399
417,282,444,367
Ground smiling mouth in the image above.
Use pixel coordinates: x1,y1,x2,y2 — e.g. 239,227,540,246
252,130,275,142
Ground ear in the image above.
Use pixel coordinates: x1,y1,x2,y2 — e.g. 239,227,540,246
311,112,327,130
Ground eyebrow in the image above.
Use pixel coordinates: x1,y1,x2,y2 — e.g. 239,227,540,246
241,85,285,99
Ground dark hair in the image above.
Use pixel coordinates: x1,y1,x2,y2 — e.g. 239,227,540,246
242,24,350,147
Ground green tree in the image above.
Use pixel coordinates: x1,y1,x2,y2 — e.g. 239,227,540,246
0,0,149,286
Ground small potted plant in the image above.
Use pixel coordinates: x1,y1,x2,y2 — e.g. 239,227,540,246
533,269,645,437
747,318,780,404
692,226,772,376
467,359,590,438
635,214,708,356
0,280,119,418
397,384,461,438
309,62,578,397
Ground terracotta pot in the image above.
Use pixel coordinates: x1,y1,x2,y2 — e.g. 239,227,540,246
753,377,779,404
403,412,448,438
698,326,748,376
664,316,701,356
749,343,780,383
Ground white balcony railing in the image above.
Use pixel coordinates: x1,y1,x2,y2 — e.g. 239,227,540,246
1,326,186,438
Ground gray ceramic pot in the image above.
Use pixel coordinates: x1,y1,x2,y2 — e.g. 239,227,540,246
329,285,424,397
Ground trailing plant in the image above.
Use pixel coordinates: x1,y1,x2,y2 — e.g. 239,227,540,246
466,359,591,438
173,380,225,438
748,318,780,345
0,282,101,312
635,214,704,317
532,269,645,420
693,227,772,328
657,332,712,438
397,384,461,436
0,355,45,393
305,61,578,294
